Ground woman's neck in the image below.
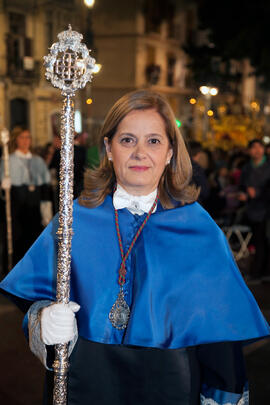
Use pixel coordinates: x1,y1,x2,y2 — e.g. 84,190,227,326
16,148,30,154
116,183,157,197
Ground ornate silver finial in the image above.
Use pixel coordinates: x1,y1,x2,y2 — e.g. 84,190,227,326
44,25,95,95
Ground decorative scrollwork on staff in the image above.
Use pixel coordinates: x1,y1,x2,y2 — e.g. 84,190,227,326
44,25,95,405
44,24,95,96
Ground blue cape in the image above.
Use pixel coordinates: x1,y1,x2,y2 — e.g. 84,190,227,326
0,196,269,348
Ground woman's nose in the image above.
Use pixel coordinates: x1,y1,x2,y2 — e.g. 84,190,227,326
132,143,146,159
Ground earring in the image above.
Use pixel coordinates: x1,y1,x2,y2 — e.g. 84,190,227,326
166,160,170,165
108,157,112,161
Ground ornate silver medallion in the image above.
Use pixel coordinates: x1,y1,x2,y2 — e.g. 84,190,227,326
109,288,130,329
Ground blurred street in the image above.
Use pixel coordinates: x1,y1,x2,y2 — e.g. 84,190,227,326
0,282,269,405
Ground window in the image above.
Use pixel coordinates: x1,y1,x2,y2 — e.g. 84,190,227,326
9,12,26,36
167,56,176,87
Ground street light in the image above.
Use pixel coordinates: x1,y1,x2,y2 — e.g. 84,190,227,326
210,87,218,96
199,85,218,139
199,86,218,96
199,86,209,95
84,0,95,7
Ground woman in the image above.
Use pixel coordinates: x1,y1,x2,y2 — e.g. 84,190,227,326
0,126,52,267
0,91,269,404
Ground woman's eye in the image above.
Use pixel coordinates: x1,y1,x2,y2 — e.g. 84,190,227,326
149,138,160,144
120,137,134,144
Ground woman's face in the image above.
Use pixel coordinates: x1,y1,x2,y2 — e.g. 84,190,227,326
16,130,31,153
105,109,173,196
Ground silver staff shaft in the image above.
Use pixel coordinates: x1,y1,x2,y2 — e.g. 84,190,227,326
53,95,74,405
44,25,95,405
1,129,13,271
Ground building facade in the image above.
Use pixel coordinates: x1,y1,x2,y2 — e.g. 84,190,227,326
0,0,82,146
88,0,198,141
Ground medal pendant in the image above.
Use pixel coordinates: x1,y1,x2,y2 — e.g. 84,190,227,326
28,185,35,192
109,288,130,330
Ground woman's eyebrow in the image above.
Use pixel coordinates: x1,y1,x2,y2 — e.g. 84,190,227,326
118,132,164,138
118,132,136,137
146,133,163,137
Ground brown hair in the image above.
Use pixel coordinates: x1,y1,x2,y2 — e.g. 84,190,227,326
79,89,199,209
9,126,31,153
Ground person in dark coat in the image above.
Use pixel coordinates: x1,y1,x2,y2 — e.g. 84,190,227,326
49,133,87,201
188,141,210,206
239,139,270,281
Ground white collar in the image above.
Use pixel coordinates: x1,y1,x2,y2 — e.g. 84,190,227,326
113,184,157,216
15,149,32,159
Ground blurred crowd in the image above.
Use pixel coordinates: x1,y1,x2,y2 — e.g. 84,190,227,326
189,139,270,283
1,126,270,284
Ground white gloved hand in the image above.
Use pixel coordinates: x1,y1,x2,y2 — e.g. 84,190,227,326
41,301,80,345
1,177,11,190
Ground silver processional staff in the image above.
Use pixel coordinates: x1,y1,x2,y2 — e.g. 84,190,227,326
44,25,95,405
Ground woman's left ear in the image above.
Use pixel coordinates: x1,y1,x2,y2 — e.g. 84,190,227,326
104,137,112,160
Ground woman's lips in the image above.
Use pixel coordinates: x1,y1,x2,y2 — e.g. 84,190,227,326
129,166,150,171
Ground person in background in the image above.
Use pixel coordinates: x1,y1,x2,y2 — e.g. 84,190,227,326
0,126,52,268
188,141,210,206
229,153,248,187
265,143,270,159
41,142,55,167
239,139,270,282
212,148,228,171
49,133,86,200
218,168,241,225
207,165,230,220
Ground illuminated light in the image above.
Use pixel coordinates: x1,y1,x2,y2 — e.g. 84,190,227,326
207,110,214,117
250,101,260,111
84,0,95,7
218,105,227,114
189,98,197,105
210,87,218,96
264,106,270,115
75,110,82,133
175,119,182,128
86,98,93,105
93,63,102,74
263,136,270,144
200,86,209,95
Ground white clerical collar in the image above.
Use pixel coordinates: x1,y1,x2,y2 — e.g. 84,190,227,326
15,149,32,159
113,184,157,216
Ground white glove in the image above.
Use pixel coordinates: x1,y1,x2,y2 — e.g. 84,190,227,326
1,177,11,190
40,201,53,227
41,301,80,345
